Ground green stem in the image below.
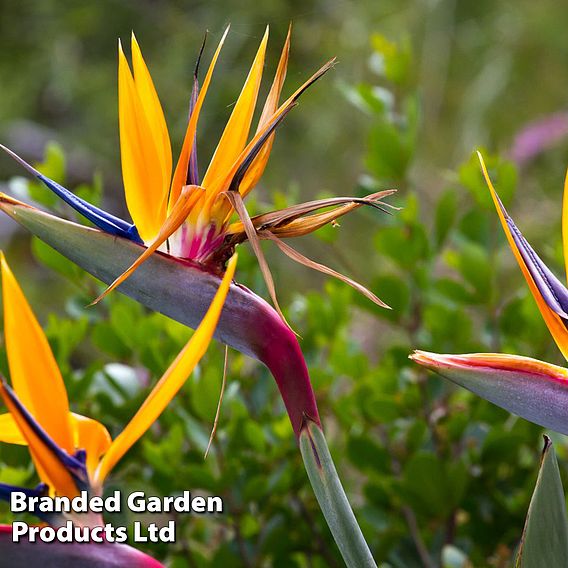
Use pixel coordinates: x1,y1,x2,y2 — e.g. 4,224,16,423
299,420,377,568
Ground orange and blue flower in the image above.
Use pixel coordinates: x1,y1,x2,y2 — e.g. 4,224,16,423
1,27,392,316
412,153,568,435
0,253,236,521
0,27,393,439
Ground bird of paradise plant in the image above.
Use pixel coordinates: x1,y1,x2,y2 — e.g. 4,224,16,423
0,27,386,566
0,252,236,566
411,152,568,436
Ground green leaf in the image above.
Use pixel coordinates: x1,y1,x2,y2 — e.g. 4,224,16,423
364,96,418,183
347,435,389,472
435,189,458,249
31,236,83,282
433,277,474,304
374,223,430,269
516,436,568,568
356,273,409,320
38,142,66,183
458,209,491,247
366,121,408,181
370,34,413,87
401,452,467,518
444,241,492,301
344,83,388,116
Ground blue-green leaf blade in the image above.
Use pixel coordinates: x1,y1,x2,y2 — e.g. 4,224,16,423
516,436,568,568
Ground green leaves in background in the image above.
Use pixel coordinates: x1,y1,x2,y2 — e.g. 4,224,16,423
444,241,492,303
347,33,419,184
400,452,468,519
370,34,413,88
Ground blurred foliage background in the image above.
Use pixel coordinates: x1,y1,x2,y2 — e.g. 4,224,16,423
2,1,568,566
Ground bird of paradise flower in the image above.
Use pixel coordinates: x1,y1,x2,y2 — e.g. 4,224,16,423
412,152,568,436
1,26,392,319
0,26,387,567
0,25,393,433
0,253,235,565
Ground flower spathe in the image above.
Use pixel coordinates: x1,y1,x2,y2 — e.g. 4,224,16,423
0,530,165,568
0,198,322,436
0,252,237,521
411,152,568,434
410,351,568,435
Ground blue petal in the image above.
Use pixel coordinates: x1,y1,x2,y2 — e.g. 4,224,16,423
0,482,48,502
0,482,55,523
1,144,142,243
185,34,206,187
506,214,568,319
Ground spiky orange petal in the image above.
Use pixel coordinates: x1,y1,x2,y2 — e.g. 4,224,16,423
94,253,237,485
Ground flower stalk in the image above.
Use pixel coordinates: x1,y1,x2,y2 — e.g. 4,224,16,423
300,420,377,568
